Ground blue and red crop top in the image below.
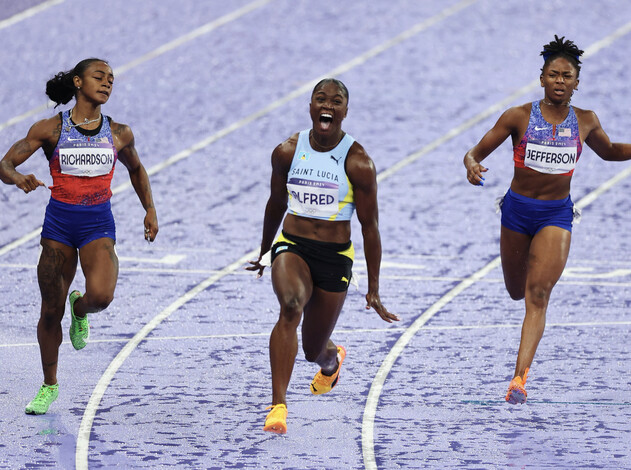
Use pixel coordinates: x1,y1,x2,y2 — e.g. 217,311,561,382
513,101,582,176
46,110,118,205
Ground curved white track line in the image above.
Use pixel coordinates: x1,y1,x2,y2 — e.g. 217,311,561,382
74,249,257,470
73,2,480,467
0,0,476,259
361,20,631,469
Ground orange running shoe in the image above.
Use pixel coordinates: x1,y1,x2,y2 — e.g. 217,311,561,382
263,404,287,434
505,368,529,404
310,346,346,395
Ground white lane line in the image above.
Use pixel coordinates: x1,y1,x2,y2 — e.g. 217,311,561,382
0,0,64,31
114,0,273,76
4,262,631,287
116,254,186,265
4,319,630,349
0,0,273,133
75,248,257,470
73,2,481,467
376,19,631,183
0,0,477,259
361,258,501,470
361,21,631,470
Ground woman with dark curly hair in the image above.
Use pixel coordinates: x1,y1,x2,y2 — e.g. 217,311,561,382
464,36,631,404
0,58,158,414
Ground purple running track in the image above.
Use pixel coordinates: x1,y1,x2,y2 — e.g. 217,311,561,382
1,0,631,468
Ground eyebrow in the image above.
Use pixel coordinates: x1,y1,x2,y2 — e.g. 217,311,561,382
93,69,115,78
315,91,344,98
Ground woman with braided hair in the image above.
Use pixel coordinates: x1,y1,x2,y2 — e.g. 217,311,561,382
464,36,631,403
0,58,158,414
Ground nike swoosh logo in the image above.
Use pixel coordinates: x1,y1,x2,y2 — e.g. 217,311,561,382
67,138,83,141
534,126,549,131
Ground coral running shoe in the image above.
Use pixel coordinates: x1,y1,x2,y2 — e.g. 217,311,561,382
505,368,529,404
25,383,59,415
263,404,287,434
310,346,346,395
69,290,89,350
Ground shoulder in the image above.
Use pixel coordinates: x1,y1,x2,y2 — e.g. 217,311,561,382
347,140,371,164
109,118,134,147
275,132,299,154
346,141,376,181
500,103,532,123
572,105,603,139
27,114,63,145
30,114,62,135
572,105,599,124
272,132,299,167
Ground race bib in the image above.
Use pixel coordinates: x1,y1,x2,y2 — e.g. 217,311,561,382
287,178,338,218
525,141,577,175
59,142,115,177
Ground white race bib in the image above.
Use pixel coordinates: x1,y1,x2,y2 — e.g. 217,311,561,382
59,142,115,177
525,141,577,175
287,178,338,218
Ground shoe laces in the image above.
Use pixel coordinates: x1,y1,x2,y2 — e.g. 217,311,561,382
34,385,56,403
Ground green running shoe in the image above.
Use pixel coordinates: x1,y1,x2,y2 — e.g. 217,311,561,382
69,290,89,350
25,383,59,415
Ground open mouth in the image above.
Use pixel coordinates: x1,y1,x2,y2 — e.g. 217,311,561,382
319,113,333,130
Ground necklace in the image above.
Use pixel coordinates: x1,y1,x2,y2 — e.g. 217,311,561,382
65,109,101,131
542,99,569,107
310,130,343,151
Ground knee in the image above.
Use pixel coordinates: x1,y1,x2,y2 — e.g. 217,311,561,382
526,283,551,309
278,295,304,325
39,310,62,331
88,292,114,312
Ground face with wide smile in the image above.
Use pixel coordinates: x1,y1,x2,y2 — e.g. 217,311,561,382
309,81,348,137
540,57,579,105
74,61,114,105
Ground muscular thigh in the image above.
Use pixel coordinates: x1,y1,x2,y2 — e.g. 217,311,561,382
302,287,347,345
526,225,571,289
500,226,532,298
38,238,78,307
271,252,313,310
79,237,119,295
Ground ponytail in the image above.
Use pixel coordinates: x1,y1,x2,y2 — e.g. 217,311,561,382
45,58,109,107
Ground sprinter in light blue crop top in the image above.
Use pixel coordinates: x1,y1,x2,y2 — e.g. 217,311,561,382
248,78,399,434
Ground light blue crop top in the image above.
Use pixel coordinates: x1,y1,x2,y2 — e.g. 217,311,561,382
286,129,355,221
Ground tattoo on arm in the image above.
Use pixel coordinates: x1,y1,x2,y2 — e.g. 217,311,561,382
111,123,127,137
14,139,32,157
52,121,61,139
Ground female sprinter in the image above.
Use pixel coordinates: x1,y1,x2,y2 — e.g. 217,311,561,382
248,78,399,433
464,36,631,404
0,58,158,414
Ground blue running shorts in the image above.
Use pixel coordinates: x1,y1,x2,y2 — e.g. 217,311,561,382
41,198,116,248
500,188,574,236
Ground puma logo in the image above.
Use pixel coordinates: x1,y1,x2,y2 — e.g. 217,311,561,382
330,155,341,165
